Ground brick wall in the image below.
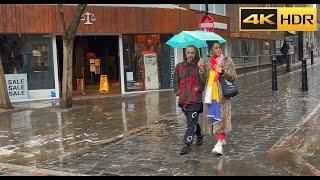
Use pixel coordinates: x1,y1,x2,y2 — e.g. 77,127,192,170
226,4,283,40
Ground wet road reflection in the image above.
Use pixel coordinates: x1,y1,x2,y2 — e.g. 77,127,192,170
0,64,319,175
0,91,178,167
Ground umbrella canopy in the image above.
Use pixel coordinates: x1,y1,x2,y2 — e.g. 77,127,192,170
166,30,227,48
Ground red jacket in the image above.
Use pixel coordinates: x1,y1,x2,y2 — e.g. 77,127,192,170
173,60,206,105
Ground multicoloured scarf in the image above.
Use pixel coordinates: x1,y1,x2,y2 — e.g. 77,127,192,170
204,53,224,124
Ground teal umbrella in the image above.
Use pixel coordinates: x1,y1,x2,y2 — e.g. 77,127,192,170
166,30,227,49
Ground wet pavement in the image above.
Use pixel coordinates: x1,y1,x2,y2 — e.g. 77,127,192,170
0,58,320,175
267,103,320,176
0,91,178,168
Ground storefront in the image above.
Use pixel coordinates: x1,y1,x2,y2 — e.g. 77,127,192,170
122,34,175,93
230,38,277,57
56,35,122,95
1,34,59,102
0,4,230,101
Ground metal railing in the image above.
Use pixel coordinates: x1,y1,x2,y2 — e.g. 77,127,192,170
231,54,284,75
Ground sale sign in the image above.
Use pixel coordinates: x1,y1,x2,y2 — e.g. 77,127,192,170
5,74,29,101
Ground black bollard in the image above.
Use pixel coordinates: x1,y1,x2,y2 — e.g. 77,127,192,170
286,54,291,72
272,56,278,91
311,50,314,65
302,57,308,91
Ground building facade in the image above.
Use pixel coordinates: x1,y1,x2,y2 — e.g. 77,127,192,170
0,4,230,102
226,4,284,58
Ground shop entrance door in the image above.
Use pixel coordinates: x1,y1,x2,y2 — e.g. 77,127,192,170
57,35,121,95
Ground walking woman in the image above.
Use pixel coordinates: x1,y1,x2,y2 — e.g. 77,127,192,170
198,41,237,155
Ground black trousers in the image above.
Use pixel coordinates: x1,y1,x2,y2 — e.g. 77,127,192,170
179,103,203,145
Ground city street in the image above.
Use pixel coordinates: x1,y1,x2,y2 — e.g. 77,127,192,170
0,59,320,176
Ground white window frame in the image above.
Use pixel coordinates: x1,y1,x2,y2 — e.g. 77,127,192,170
189,4,226,16
189,4,205,11
210,4,226,16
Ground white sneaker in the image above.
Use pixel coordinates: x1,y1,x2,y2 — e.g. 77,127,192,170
222,139,226,146
212,142,223,155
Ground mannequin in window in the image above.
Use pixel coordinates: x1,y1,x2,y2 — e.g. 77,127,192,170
142,39,156,54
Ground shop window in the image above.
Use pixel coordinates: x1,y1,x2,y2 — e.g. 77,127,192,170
190,4,204,11
189,4,226,16
276,40,283,54
122,34,173,92
214,4,226,15
32,44,49,72
262,41,271,55
231,39,243,57
0,34,55,91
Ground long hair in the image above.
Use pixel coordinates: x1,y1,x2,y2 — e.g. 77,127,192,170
185,45,200,63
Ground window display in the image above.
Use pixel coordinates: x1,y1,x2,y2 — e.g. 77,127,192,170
122,34,174,92
143,52,159,90
123,34,158,92
32,44,49,72
0,34,58,102
1,34,55,94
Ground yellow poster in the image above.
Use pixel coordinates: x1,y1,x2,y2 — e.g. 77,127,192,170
95,59,100,66
99,75,109,93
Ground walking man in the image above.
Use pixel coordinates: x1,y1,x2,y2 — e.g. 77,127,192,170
173,45,206,155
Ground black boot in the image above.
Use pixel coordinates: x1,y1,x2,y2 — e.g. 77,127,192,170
180,145,191,155
196,134,203,145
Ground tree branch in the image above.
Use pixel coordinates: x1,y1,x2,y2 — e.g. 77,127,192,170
57,4,68,38
68,4,87,40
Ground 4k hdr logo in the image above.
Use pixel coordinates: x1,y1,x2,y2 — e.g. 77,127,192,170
240,7,317,31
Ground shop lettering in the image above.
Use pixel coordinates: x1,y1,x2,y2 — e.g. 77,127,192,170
169,46,175,88
7,79,26,96
8,82,26,96
9,91,25,96
8,79,25,85
8,85,25,91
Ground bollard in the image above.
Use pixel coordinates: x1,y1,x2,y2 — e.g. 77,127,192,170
302,57,308,91
272,56,278,91
311,50,314,65
286,54,291,72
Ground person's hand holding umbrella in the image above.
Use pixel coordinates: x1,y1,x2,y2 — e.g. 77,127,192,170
198,59,205,72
